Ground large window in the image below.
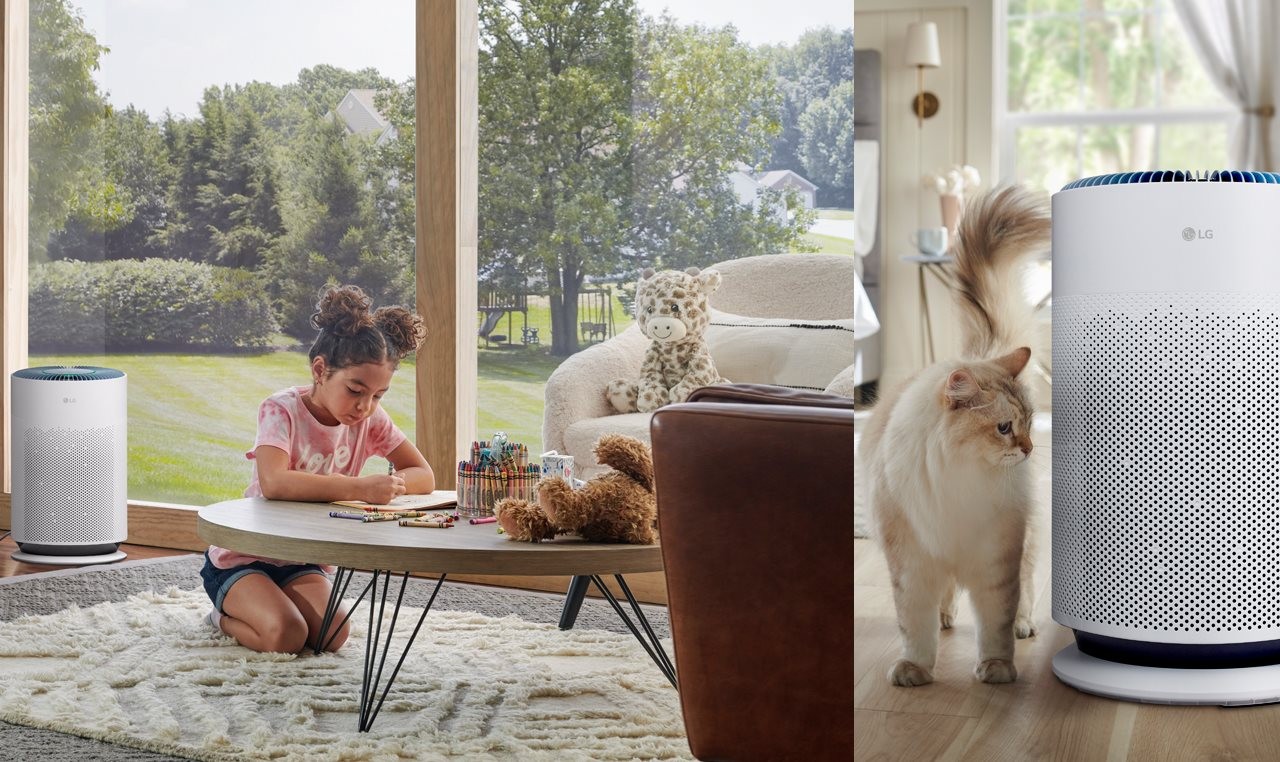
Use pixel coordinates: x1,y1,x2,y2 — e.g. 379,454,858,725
1003,0,1232,192
473,0,853,451
26,0,416,505
7,0,852,507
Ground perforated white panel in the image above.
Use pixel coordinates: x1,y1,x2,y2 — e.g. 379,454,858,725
1054,292,1280,638
20,426,122,544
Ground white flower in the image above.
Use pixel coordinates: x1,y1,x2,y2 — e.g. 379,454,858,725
945,169,963,194
929,176,947,194
922,164,983,197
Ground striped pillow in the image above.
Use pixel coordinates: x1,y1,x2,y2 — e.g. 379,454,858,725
705,309,856,391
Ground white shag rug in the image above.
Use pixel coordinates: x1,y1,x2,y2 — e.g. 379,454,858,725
0,587,689,761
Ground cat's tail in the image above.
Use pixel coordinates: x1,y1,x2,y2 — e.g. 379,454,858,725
950,185,1051,358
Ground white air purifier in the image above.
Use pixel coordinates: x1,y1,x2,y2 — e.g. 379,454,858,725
1052,170,1280,705
9,366,127,565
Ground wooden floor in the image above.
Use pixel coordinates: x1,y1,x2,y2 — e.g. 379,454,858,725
0,537,190,578
854,455,1280,761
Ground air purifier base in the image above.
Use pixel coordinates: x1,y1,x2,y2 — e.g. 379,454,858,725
10,550,127,566
1054,642,1280,706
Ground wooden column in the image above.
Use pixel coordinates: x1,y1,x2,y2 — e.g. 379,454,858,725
0,0,29,494
418,0,478,488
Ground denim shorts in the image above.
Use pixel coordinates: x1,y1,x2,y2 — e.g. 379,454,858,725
200,552,327,613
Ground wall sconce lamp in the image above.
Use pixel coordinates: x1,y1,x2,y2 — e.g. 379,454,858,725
905,21,941,127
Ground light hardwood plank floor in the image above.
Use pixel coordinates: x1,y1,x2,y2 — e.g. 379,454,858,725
854,448,1280,761
0,536,189,578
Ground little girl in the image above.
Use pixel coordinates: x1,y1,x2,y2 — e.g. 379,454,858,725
201,284,436,653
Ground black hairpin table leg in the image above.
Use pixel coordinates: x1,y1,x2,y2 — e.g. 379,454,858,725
314,567,371,655
356,570,447,732
589,574,677,689
314,567,446,732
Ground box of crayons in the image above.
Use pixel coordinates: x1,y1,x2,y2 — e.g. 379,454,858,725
457,434,541,518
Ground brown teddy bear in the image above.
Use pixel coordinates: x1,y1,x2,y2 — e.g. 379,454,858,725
495,434,657,544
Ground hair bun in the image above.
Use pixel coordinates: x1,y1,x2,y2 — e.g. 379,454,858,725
374,306,428,358
310,285,375,337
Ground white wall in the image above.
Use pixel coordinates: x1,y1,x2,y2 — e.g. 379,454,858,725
855,0,996,392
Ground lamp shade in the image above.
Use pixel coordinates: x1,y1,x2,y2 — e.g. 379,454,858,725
905,22,941,68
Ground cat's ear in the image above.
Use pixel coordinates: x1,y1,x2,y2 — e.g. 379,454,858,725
945,368,982,409
994,347,1032,378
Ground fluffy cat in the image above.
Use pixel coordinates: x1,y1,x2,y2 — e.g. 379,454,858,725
859,185,1050,686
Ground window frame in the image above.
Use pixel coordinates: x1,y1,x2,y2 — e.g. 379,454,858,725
996,1,1233,184
0,0,477,507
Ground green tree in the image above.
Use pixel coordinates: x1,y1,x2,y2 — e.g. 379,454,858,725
151,88,285,268
268,117,398,338
371,83,417,269
155,88,232,262
761,27,852,206
212,106,285,268
479,1,806,355
628,17,808,267
798,80,853,205
47,106,174,261
479,0,635,355
29,0,110,261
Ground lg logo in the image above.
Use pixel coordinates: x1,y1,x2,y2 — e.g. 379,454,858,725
1182,226,1214,241
62,397,76,404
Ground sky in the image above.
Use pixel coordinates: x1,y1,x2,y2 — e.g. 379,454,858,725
73,0,852,119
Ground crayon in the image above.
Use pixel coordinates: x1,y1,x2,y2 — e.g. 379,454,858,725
399,518,453,528
365,510,432,519
361,513,403,522
330,511,366,520
470,516,497,525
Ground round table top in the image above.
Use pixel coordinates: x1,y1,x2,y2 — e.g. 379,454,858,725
197,495,664,575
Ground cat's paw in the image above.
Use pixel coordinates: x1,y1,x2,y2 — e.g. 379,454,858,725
940,609,956,629
974,658,1017,684
1014,615,1038,639
888,659,934,687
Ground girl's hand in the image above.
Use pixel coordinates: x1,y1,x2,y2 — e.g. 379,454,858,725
360,474,406,504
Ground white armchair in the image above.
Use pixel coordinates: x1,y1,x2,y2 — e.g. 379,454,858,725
542,253,856,477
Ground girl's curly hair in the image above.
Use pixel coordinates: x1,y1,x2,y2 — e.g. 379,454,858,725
308,284,427,372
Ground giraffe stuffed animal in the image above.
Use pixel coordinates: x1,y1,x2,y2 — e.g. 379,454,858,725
607,267,726,413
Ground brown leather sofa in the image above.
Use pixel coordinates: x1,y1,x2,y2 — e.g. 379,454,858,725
651,384,855,761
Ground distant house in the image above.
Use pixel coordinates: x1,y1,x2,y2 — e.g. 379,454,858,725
756,169,818,209
331,89,397,145
727,162,764,210
674,163,818,223
722,163,819,223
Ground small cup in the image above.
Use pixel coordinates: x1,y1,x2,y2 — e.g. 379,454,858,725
911,226,949,257
540,451,574,482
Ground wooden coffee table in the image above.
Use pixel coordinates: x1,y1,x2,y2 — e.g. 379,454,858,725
198,495,673,731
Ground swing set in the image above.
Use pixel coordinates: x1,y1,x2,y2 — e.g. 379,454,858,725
577,286,615,344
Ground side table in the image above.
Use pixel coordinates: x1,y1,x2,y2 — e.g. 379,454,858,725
902,254,956,365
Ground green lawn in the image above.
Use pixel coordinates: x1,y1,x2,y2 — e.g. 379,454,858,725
801,232,855,254
476,347,566,448
816,208,855,220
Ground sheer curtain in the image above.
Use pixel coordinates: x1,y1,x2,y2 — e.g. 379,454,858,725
1171,0,1280,170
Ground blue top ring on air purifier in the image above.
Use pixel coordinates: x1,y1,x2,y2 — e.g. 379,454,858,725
13,366,125,381
1061,170,1280,190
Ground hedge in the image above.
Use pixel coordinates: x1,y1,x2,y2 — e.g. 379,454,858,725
29,259,279,352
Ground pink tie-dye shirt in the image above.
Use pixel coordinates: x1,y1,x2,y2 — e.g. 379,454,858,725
206,385,407,570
